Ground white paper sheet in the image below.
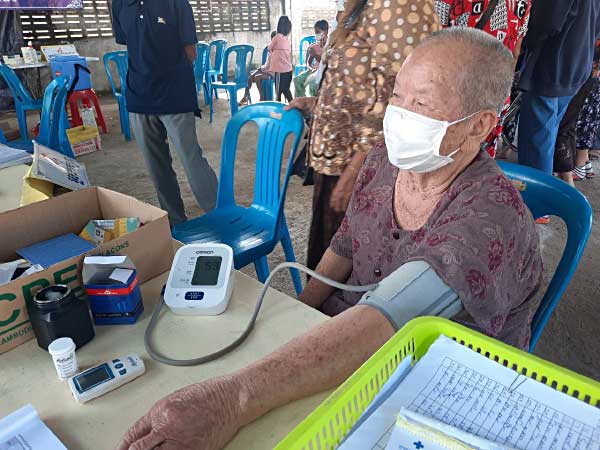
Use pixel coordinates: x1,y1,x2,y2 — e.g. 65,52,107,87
0,404,66,450
340,335,600,450
110,268,134,283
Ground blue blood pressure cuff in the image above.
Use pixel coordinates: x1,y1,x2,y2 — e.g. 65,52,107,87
357,260,462,331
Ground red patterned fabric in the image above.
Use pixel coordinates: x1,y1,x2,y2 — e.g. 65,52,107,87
327,145,542,350
434,0,531,157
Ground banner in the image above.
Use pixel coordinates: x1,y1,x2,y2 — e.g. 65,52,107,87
0,0,83,9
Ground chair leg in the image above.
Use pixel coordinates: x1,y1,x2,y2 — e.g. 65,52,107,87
280,221,303,296
203,81,210,106
212,75,220,99
90,92,108,134
69,97,83,128
254,257,270,284
229,88,238,116
15,105,29,141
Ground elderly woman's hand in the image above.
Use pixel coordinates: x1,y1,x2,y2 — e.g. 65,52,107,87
116,377,244,450
284,97,317,117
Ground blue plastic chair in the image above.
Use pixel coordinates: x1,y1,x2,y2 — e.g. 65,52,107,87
209,44,255,122
0,128,6,144
194,43,211,106
103,51,131,141
294,35,317,76
261,46,275,101
206,39,228,99
498,162,593,352
173,102,305,295
0,64,43,141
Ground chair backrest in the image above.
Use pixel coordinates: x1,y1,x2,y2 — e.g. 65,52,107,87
103,51,128,98
498,162,593,352
221,44,254,85
262,46,269,66
0,128,6,144
298,35,317,66
194,43,210,92
217,102,304,228
0,64,35,105
208,38,228,72
37,76,70,154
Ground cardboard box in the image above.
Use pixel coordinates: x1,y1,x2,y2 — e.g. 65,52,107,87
0,187,173,355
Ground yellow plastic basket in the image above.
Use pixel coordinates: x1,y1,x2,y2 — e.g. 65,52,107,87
275,317,600,450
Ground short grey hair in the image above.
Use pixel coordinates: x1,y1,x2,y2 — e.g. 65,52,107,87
417,27,514,115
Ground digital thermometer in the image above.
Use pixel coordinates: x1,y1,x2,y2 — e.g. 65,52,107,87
68,354,145,403
164,243,235,315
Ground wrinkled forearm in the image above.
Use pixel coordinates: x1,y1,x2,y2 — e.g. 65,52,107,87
234,305,395,427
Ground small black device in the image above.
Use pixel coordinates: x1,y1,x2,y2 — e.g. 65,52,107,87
28,285,95,350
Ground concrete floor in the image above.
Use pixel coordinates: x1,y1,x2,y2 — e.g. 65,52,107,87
7,93,600,381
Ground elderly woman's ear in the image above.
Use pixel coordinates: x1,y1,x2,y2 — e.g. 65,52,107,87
466,110,500,146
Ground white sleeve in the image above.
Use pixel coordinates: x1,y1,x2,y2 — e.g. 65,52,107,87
358,260,462,331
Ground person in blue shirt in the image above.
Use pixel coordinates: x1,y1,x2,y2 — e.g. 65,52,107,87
517,0,600,180
111,0,218,226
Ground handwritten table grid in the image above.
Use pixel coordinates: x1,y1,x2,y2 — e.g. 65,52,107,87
406,357,600,450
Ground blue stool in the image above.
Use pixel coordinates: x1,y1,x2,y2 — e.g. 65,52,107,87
499,162,593,352
173,103,305,295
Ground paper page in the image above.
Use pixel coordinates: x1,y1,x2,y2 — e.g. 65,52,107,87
340,335,600,450
0,404,66,450
110,268,134,283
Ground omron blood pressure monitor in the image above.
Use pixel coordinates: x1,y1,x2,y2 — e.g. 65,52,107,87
164,243,235,315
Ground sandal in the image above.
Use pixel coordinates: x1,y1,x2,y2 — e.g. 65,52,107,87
238,97,249,107
585,161,596,178
535,216,551,225
573,165,587,182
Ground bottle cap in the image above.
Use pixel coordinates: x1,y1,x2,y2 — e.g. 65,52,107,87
48,337,76,356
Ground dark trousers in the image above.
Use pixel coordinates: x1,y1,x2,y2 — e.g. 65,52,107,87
554,76,596,172
276,71,293,103
307,173,346,271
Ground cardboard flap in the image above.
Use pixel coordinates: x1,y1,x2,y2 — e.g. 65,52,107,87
82,255,136,284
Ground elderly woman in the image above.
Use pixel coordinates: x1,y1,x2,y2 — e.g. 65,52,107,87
117,29,541,450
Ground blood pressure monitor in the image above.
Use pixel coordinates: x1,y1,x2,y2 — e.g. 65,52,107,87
164,243,235,315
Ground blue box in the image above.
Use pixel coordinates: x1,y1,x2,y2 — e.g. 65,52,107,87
83,256,143,325
50,55,92,91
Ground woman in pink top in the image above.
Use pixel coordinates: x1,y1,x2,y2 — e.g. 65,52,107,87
269,16,293,102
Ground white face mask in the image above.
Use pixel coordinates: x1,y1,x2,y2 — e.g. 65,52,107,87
383,105,478,173
316,32,324,40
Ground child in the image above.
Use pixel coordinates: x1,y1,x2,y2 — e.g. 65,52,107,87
270,16,293,103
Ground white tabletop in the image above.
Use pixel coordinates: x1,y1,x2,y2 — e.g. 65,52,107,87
0,270,329,449
7,56,100,70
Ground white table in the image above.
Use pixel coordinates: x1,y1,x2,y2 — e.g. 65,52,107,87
0,269,329,449
6,56,100,71
6,57,100,97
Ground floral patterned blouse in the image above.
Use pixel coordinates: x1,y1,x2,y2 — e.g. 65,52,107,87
327,145,542,349
309,0,441,176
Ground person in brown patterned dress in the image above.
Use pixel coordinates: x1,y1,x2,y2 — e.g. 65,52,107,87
286,0,441,271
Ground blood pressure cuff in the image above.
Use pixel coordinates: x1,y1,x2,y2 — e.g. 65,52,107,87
358,260,462,331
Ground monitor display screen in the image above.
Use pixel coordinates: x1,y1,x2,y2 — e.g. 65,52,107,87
77,365,111,392
191,256,222,286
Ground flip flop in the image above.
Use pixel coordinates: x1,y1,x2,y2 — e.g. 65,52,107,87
535,216,550,225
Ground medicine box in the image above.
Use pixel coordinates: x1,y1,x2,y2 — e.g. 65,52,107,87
83,256,144,325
